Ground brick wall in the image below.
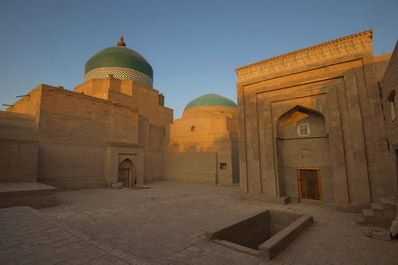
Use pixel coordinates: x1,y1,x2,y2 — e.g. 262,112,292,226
0,111,38,182
0,139,38,182
163,152,217,185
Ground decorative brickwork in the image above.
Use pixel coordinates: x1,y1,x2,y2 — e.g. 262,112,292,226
84,67,153,87
236,30,373,81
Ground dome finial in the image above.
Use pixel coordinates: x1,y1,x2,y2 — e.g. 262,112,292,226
117,35,126,47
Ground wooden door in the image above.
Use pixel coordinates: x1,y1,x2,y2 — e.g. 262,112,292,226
118,168,130,187
297,168,321,201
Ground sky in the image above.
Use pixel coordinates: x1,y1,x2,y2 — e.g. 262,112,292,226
0,0,397,119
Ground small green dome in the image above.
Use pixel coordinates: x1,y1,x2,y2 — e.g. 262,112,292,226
85,46,153,79
184,94,237,111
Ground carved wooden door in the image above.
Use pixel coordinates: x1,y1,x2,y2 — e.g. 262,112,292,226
297,169,321,201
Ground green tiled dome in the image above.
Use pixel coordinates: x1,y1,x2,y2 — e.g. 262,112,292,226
85,46,153,79
184,94,237,111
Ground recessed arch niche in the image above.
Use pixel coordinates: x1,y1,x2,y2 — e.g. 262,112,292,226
276,106,334,202
118,159,136,187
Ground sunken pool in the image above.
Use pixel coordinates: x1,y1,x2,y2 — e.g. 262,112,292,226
205,210,313,260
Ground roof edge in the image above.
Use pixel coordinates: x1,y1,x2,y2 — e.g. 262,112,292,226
235,30,373,80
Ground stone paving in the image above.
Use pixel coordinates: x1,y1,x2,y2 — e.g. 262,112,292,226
1,181,398,264
0,207,149,264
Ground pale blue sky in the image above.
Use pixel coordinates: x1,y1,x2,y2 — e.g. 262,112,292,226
1,0,397,118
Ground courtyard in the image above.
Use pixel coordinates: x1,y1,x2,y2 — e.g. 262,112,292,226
1,181,398,264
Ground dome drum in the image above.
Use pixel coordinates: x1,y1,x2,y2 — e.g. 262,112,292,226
84,67,153,87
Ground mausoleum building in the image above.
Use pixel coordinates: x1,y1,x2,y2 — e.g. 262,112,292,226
236,30,397,208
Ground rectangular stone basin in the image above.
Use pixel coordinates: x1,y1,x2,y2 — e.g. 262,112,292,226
205,210,313,260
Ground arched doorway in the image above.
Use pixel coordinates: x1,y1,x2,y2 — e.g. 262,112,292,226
277,106,333,202
118,159,136,188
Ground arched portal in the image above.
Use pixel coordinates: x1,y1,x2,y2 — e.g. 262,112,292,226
277,106,333,202
118,159,136,187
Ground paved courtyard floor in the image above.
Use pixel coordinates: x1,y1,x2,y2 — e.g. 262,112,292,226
1,181,398,264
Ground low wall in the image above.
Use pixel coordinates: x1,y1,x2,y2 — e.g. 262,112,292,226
0,182,56,208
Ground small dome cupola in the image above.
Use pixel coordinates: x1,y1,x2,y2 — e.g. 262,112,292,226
184,94,237,111
84,36,154,87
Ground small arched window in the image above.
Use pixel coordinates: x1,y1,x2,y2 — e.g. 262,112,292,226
297,123,310,136
191,126,195,132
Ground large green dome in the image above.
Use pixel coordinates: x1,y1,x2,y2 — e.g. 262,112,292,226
184,94,237,111
84,38,154,87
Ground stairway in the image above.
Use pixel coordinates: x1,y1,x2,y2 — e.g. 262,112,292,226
357,197,398,228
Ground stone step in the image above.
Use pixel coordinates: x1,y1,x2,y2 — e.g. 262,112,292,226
379,197,397,206
379,198,398,214
370,203,384,213
362,207,396,228
363,209,374,217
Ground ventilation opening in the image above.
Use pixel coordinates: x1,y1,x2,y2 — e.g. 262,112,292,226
220,163,227,169
191,126,195,132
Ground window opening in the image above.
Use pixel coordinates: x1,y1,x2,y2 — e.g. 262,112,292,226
297,123,310,136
